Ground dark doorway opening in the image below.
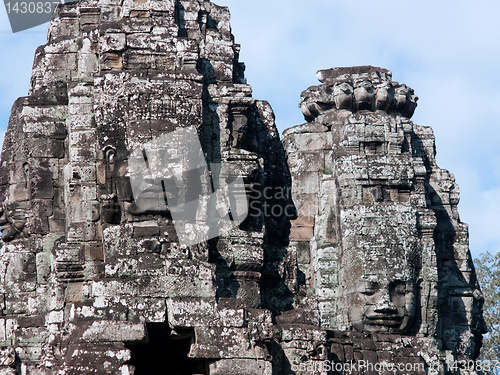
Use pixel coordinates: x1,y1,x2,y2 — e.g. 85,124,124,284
126,323,207,375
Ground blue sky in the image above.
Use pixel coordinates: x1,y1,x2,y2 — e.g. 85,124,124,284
1,1,499,258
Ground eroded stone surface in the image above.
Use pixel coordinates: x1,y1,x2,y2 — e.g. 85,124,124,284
0,0,292,373
0,2,485,375
283,66,486,373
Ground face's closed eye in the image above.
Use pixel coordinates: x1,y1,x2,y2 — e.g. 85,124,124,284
389,280,407,308
390,280,406,295
361,281,380,297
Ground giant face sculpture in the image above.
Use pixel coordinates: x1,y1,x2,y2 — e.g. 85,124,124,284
0,162,32,242
341,246,417,334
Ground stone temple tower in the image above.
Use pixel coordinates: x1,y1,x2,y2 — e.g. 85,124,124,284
283,66,486,372
0,0,295,373
0,1,486,374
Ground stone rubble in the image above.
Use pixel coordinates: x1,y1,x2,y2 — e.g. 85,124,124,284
0,1,486,374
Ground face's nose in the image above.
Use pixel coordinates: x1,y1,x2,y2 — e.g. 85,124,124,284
373,290,397,314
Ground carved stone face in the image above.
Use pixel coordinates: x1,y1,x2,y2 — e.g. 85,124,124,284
333,82,353,110
393,84,408,108
0,163,31,242
393,84,419,117
375,82,393,111
402,87,418,118
342,247,417,334
353,80,375,110
347,276,416,333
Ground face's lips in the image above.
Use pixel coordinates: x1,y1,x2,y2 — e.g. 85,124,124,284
366,314,402,320
365,318,402,327
365,314,403,324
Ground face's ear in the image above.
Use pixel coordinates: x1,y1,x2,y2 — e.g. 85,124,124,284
403,280,417,329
